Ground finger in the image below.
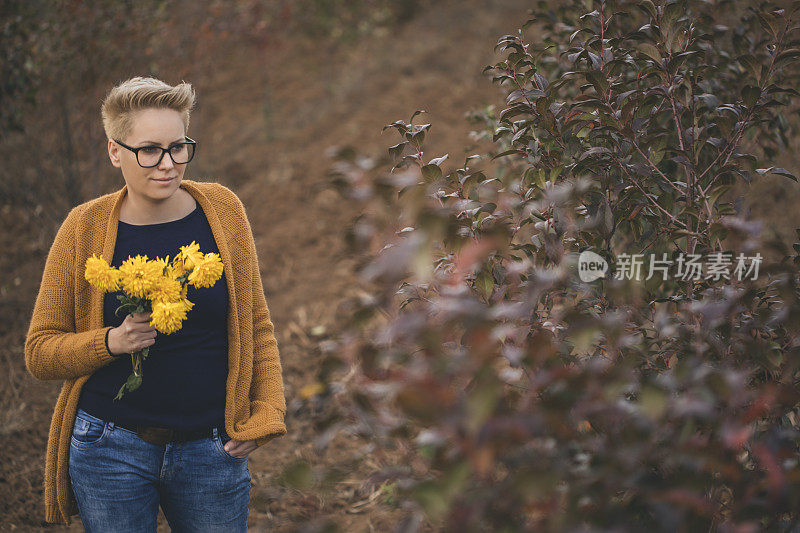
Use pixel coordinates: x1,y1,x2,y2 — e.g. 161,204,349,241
129,327,155,338
227,443,255,458
238,441,256,453
224,439,240,452
244,442,257,453
130,318,157,332
134,339,154,351
226,440,254,454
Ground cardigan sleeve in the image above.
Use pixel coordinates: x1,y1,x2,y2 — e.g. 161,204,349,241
231,190,287,447
251,251,288,447
24,207,117,381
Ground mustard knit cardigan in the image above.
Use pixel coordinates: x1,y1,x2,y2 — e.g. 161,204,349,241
24,179,287,525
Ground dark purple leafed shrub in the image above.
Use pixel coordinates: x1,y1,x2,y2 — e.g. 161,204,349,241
324,1,800,531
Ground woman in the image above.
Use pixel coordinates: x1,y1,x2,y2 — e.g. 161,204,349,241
24,76,287,531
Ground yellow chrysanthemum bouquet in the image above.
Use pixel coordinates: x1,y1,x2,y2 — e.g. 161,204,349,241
84,241,223,400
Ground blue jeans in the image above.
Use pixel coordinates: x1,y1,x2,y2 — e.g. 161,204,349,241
68,408,251,532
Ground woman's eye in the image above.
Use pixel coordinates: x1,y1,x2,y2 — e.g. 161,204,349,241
141,147,160,154
170,144,186,154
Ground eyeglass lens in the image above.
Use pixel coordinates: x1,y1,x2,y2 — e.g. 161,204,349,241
137,143,195,167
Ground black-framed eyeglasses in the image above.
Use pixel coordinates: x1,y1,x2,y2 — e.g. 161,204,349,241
114,137,197,168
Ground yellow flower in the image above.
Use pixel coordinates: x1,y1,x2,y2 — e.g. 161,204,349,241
178,241,204,271
149,275,182,304
180,240,200,256
150,300,186,334
84,254,120,292
118,254,161,299
188,252,224,288
150,255,170,276
170,256,188,279
181,297,195,313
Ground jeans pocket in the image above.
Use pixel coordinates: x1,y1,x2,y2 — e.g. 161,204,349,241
71,412,109,448
214,430,247,461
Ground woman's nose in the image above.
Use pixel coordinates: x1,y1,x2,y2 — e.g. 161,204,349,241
158,152,175,169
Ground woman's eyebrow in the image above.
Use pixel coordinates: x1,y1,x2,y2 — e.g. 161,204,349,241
139,138,186,145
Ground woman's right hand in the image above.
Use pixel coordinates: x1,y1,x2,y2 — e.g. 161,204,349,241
107,312,157,355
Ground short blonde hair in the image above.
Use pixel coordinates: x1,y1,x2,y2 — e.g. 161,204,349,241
101,76,196,141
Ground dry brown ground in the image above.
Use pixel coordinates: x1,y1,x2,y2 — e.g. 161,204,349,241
1,1,531,531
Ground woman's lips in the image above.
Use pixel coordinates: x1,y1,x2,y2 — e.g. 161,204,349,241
152,177,175,184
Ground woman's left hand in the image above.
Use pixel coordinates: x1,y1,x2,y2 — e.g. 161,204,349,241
224,438,258,458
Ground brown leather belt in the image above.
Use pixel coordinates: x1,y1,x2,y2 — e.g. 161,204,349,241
116,422,217,446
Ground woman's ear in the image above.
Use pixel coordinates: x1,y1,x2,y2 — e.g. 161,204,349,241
108,139,122,168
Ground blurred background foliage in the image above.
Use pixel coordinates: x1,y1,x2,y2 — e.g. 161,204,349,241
327,0,800,530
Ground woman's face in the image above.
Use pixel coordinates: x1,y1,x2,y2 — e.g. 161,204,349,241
107,107,188,204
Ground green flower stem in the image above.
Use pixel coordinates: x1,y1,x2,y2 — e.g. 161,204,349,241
113,349,145,401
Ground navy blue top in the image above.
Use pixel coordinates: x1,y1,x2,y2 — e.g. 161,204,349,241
77,201,229,431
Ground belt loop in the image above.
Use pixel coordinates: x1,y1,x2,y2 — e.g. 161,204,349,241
212,427,219,439
108,421,115,431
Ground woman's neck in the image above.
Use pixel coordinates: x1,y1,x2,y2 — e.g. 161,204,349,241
119,188,196,225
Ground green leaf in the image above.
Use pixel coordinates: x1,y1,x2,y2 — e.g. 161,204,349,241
662,2,682,31
756,167,798,181
637,0,658,20
742,85,761,108
637,43,662,63
585,70,609,94
113,373,142,401
428,154,449,167
771,167,797,181
388,142,408,160
421,164,442,181
697,93,720,110
499,104,531,122
707,185,732,207
478,202,497,215
491,149,523,160
407,129,426,148
756,11,779,37
579,147,612,161
774,48,800,70
382,120,407,134
737,55,762,84
493,126,512,142
475,270,494,299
